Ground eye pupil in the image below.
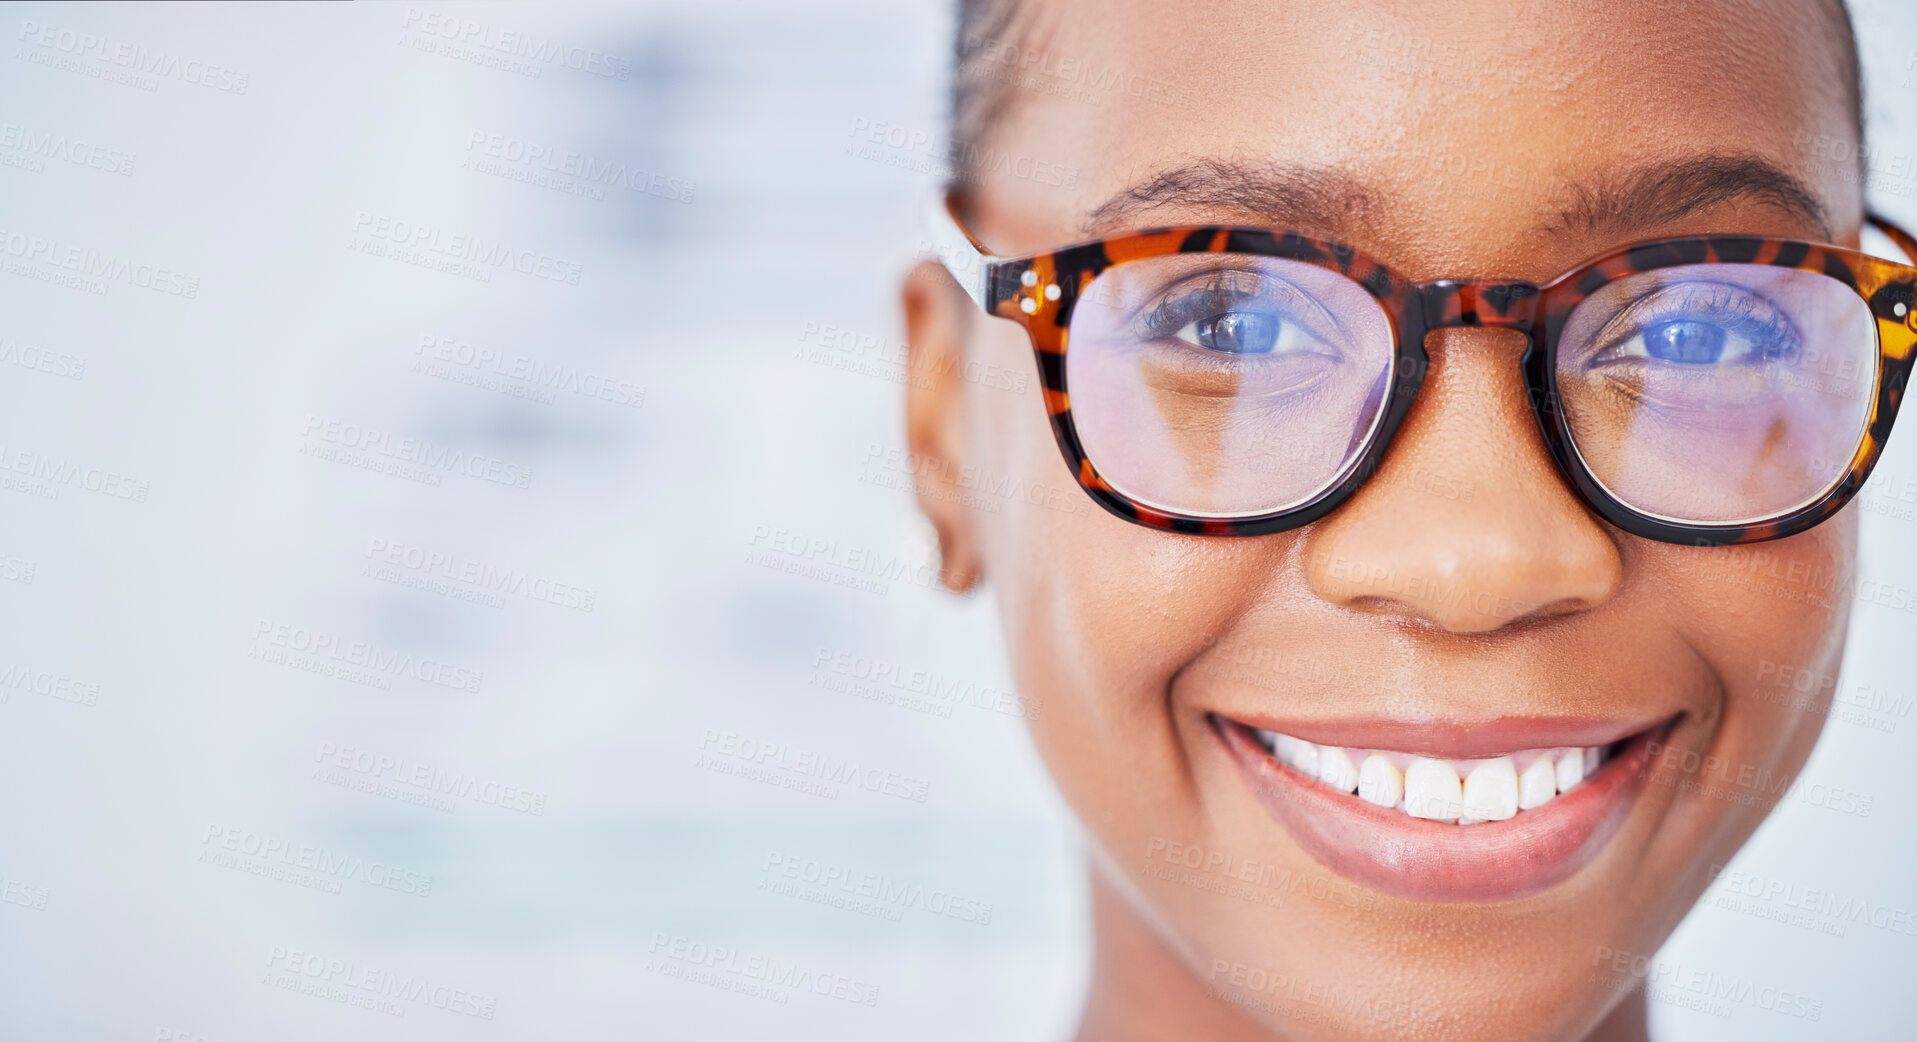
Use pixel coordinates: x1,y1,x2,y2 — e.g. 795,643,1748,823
1643,320,1725,364
1197,312,1279,354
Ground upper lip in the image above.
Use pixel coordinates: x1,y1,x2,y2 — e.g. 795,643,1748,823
1210,712,1672,757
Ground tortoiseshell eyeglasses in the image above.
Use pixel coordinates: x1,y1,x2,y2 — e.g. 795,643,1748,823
926,196,1917,546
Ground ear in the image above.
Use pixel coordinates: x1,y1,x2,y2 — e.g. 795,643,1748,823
902,260,985,593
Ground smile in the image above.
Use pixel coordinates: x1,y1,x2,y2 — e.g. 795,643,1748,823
1212,713,1676,902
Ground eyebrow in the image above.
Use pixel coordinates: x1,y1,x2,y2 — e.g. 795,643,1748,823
1081,153,1833,242
1082,158,1378,237
1547,154,1832,241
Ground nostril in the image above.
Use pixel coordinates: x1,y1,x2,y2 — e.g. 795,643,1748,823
1304,505,1623,635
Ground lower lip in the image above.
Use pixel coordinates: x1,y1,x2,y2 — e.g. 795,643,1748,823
1215,718,1669,903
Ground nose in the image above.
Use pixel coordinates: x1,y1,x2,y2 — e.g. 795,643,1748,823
1301,328,1622,633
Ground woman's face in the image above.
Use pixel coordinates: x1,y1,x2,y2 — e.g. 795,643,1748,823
904,1,1863,1038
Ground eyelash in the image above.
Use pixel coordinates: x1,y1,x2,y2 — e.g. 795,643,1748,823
1589,282,1801,363
1133,272,1339,347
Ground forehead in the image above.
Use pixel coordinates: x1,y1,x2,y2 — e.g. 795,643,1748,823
966,0,1860,273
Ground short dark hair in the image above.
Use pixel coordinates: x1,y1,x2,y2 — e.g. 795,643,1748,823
948,0,1023,198
950,0,1865,200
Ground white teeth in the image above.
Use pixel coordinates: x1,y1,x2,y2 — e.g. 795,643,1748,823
1248,726,1618,824
1282,738,1319,777
1460,758,1519,822
1317,746,1359,793
1556,749,1587,793
1518,756,1559,810
1357,754,1402,808
1267,732,1319,778
1404,758,1464,822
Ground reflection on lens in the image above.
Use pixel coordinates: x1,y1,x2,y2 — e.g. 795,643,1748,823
1066,254,1395,516
1555,264,1876,525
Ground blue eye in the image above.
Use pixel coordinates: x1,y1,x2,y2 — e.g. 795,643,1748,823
1133,267,1347,362
1590,280,1802,373
1189,311,1281,355
1642,320,1727,364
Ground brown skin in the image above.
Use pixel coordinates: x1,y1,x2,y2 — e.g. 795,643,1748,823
903,2,1861,1039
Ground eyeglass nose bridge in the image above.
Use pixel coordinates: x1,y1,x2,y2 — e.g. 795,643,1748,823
1417,279,1542,334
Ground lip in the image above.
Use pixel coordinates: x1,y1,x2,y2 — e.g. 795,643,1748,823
1213,714,1675,902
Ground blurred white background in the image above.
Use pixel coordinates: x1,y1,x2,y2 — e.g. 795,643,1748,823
0,2,1912,1039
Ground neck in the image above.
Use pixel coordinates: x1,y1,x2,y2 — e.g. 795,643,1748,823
1073,867,1652,1042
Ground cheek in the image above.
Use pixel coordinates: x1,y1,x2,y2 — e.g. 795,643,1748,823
1653,514,1853,713
960,314,1066,575
965,316,1159,758
1642,514,1855,857
962,315,1280,822
1731,520,1855,770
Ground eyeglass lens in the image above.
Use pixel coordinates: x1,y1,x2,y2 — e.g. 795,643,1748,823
1063,254,1877,525
1554,264,1875,524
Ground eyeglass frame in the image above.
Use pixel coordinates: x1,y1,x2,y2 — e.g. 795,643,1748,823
923,194,1917,546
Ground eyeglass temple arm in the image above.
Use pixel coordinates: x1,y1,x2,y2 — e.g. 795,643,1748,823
923,195,993,311
1868,212,1917,264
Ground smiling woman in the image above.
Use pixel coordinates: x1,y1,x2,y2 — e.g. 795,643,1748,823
899,1,1913,1040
